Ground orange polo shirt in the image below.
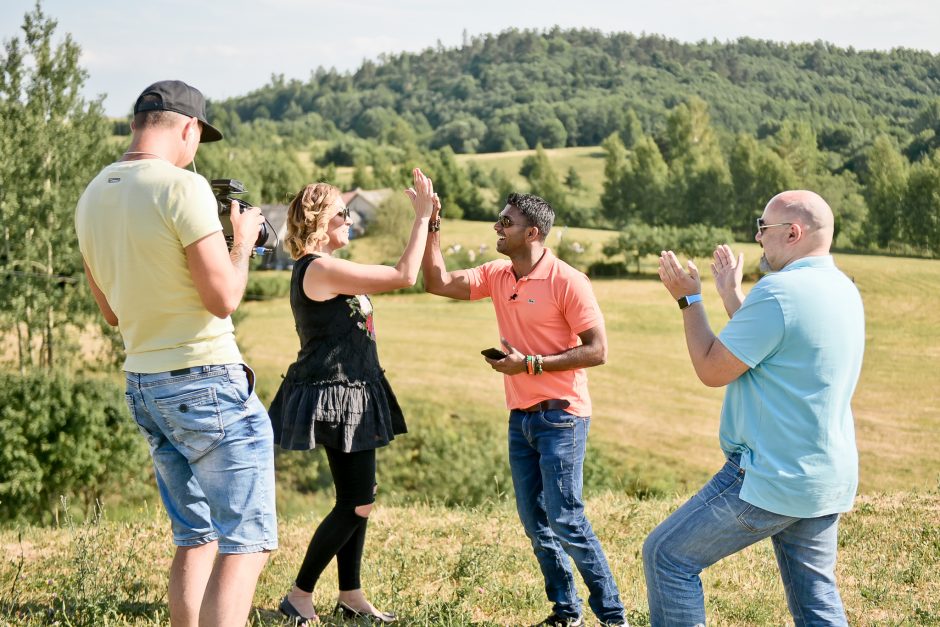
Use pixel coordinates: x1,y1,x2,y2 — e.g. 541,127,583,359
466,248,603,416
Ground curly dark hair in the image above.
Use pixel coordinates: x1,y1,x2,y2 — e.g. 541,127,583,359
506,193,554,241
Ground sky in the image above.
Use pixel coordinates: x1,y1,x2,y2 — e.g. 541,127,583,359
2,0,938,117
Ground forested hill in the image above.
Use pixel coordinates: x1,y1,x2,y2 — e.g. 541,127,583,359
214,28,940,152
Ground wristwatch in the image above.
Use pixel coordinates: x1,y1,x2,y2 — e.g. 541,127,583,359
677,293,703,310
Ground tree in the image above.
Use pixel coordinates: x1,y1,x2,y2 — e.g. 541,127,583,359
862,135,909,248
728,134,796,237
600,133,630,225
519,145,570,222
903,153,940,256
663,98,733,227
0,3,114,372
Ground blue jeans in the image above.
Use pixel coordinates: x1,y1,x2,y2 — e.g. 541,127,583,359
125,364,278,553
642,454,847,627
509,409,625,625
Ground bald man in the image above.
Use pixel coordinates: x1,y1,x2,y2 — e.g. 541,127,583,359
643,191,864,626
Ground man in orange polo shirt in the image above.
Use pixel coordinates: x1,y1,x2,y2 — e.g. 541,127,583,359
422,193,627,627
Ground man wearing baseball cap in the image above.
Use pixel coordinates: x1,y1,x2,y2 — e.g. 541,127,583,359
76,80,275,627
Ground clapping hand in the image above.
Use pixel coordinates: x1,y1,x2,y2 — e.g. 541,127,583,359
658,250,701,300
711,244,743,298
711,244,746,317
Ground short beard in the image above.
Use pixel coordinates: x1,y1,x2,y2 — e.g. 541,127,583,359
759,254,773,274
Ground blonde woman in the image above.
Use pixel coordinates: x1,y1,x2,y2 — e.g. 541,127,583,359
270,169,435,623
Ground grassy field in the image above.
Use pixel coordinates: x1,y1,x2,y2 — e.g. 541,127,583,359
1,492,937,625
2,222,939,625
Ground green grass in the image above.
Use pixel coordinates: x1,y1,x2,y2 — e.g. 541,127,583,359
1,492,937,625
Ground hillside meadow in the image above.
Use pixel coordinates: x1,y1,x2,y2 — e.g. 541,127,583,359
1,221,938,625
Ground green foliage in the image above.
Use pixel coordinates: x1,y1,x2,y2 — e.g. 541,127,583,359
424,147,487,220
862,135,910,249
603,223,734,273
0,4,116,371
217,29,940,158
728,133,796,236
519,145,571,222
564,166,583,190
244,273,291,301
0,371,148,524
903,153,940,256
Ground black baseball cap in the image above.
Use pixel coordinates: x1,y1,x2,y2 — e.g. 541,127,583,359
133,80,223,143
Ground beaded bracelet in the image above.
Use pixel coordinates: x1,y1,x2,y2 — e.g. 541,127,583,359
526,355,535,375
534,354,544,375
428,219,441,232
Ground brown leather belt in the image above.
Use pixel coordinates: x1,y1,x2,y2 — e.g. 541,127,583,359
518,399,571,413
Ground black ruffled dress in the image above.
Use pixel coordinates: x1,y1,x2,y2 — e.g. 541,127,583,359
268,254,406,452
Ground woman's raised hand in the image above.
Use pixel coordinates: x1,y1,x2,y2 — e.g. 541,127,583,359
404,168,435,220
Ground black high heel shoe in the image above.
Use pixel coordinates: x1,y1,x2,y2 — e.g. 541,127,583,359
333,600,397,624
279,595,319,625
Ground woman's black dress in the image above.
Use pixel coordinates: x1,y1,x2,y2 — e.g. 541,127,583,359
268,254,406,452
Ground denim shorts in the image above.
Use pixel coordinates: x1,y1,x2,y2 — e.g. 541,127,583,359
125,364,278,553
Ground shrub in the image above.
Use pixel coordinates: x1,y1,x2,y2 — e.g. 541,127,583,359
244,272,291,301
0,371,148,524
603,223,735,273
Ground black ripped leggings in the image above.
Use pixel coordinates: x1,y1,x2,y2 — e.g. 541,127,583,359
295,446,376,592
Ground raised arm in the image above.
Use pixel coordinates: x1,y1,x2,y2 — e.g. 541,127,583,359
185,201,263,319
306,168,434,299
421,194,473,300
658,251,749,387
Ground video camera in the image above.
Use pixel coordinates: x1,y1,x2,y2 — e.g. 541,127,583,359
211,179,276,254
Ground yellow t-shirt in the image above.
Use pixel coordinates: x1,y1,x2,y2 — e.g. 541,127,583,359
75,159,242,373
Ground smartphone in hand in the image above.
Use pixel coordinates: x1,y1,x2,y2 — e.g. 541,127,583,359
481,347,507,360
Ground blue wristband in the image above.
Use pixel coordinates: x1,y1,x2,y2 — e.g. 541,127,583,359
677,293,703,310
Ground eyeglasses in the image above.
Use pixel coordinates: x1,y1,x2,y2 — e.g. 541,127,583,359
756,217,792,233
336,206,350,220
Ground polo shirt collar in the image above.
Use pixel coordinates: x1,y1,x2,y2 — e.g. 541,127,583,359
504,248,555,280
780,254,834,272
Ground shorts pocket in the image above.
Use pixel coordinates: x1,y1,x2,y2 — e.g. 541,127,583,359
125,393,159,450
538,409,577,429
154,388,225,460
225,364,255,406
737,503,798,534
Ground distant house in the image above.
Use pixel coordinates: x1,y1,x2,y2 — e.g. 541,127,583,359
342,187,393,235
257,187,394,269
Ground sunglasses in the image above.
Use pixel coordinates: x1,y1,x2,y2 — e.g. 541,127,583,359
756,217,792,232
497,214,531,228
336,206,350,220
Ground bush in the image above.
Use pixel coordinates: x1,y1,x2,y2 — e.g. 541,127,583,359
0,371,148,524
244,272,291,301
602,223,735,273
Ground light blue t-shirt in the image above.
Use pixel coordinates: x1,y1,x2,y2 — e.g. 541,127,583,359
718,255,865,518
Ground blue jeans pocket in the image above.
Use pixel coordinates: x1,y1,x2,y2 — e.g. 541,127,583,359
154,388,225,460
538,409,577,429
697,460,744,505
736,503,798,533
